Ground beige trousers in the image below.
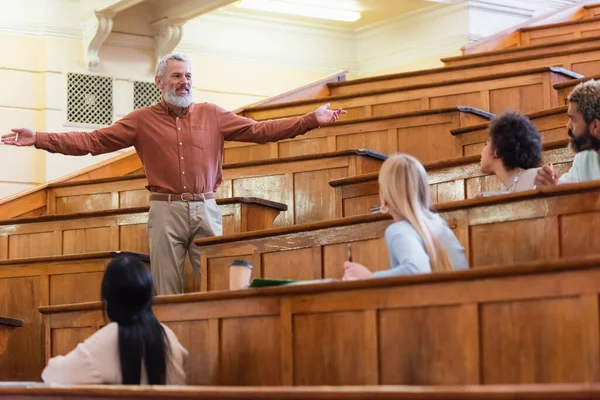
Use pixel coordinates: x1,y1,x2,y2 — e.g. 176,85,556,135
148,199,222,295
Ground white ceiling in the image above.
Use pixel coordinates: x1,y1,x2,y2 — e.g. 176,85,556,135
219,0,447,30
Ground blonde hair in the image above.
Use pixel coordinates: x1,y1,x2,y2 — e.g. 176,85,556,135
378,154,453,273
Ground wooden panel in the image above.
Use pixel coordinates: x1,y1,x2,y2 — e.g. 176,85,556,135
0,236,7,260
8,232,56,259
430,92,486,111
322,237,388,279
432,179,465,204
223,145,273,164
233,175,292,227
278,137,330,159
397,122,458,164
0,276,41,380
489,84,544,115
528,33,575,47
342,194,379,218
571,60,600,77
293,311,366,385
119,190,148,208
62,227,112,255
470,218,560,267
55,194,113,214
371,99,424,117
220,317,281,385
262,247,321,281
49,272,104,305
165,320,211,385
336,130,390,154
560,212,600,258
379,304,479,385
51,327,95,357
481,297,588,383
119,224,149,254
294,168,347,225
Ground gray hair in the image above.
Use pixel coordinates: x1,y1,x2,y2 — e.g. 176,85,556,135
568,79,600,124
155,53,191,77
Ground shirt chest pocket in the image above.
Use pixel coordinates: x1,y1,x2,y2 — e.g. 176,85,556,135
190,128,211,150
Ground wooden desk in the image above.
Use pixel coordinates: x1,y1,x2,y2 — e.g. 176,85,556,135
192,180,600,284
0,198,286,260
40,256,600,386
0,317,23,357
223,107,491,165
330,140,573,215
240,67,579,122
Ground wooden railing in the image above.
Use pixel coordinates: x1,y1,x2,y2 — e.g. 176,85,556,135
40,255,600,386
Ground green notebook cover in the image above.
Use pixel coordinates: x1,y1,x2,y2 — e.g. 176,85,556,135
249,278,297,288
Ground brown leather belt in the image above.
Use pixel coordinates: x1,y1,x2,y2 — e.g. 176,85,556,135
150,192,216,202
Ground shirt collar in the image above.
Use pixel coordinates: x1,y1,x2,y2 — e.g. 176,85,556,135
159,99,189,117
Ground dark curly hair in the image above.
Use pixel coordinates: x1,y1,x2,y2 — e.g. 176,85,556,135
489,111,542,170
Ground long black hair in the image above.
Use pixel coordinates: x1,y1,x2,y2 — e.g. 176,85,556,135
101,256,167,385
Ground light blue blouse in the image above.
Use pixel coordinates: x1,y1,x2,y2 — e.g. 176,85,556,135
373,215,468,278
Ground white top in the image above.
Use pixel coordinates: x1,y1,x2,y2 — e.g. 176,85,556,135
41,322,188,385
373,215,469,278
558,150,600,184
481,167,539,197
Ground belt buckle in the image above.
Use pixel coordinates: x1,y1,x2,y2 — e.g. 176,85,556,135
180,192,194,201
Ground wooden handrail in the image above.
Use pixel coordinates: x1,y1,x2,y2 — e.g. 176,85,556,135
245,67,582,112
0,197,288,226
450,105,568,136
193,179,600,247
234,70,347,114
0,251,149,267
39,254,600,313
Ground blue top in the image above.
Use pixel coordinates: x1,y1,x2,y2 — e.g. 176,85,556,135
373,215,468,278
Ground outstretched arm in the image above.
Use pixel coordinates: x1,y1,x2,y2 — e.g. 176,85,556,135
2,113,138,156
218,103,346,144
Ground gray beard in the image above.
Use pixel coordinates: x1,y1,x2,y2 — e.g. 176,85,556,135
164,89,193,109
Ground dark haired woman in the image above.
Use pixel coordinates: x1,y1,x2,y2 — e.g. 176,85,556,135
478,111,543,196
42,256,188,385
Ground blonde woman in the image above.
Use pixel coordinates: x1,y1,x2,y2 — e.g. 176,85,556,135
343,154,468,280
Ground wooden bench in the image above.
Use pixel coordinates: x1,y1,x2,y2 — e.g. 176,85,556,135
224,107,492,165
330,140,573,214
0,198,286,260
239,67,580,122
40,255,600,385
1,384,599,400
0,317,23,357
0,252,147,381
189,181,600,288
555,74,600,105
0,384,599,400
11,150,384,227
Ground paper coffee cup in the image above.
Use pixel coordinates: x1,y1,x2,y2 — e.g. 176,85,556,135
229,260,253,290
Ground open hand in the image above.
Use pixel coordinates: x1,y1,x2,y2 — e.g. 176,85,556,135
1,128,36,147
535,164,558,187
343,261,373,280
315,103,347,125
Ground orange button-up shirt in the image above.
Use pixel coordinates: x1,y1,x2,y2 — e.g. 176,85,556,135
35,101,319,194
